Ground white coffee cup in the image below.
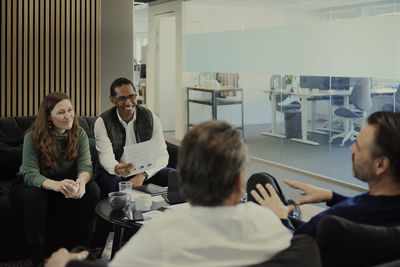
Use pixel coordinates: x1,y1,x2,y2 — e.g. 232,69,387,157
135,195,152,211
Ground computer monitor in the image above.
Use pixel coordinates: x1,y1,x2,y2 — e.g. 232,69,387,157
300,76,330,90
300,76,350,91
331,77,350,90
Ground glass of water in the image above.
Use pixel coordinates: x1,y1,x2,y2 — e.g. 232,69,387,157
119,181,132,202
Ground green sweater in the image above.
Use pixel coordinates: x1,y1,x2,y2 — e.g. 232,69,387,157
19,127,93,188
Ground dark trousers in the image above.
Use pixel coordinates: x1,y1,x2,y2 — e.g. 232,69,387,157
97,167,175,198
9,178,101,245
246,172,304,228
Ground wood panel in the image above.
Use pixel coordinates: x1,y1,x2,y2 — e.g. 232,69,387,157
0,0,5,116
0,0,101,117
7,0,12,116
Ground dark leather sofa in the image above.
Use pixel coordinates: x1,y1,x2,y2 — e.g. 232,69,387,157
0,116,178,262
316,215,400,267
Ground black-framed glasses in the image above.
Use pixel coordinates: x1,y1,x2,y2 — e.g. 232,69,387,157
116,94,137,103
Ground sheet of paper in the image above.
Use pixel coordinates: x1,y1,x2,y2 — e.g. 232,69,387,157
130,189,150,201
165,203,190,211
123,139,157,175
138,210,165,225
151,195,165,203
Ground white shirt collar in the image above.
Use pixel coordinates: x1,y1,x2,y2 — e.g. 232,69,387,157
115,106,137,127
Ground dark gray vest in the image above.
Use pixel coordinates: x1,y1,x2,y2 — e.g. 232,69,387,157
100,106,153,161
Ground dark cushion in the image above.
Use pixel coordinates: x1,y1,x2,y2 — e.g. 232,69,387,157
166,141,179,168
316,215,400,267
0,116,36,146
0,141,23,181
0,181,22,228
78,117,97,139
248,235,322,267
88,138,101,180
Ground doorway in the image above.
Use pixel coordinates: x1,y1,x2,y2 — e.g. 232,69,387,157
156,15,176,132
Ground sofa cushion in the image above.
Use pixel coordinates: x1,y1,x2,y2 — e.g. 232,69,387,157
166,141,179,168
0,116,36,146
316,215,400,267
88,138,101,180
0,181,22,229
0,141,23,181
78,117,97,139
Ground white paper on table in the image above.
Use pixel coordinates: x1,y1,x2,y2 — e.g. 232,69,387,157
138,210,165,225
123,139,158,175
151,195,165,203
130,189,151,201
130,190,165,203
165,203,190,211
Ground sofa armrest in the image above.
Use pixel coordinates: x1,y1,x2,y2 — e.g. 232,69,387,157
166,141,179,169
248,235,321,267
316,215,400,267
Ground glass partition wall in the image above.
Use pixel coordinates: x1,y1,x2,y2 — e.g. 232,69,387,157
179,0,400,187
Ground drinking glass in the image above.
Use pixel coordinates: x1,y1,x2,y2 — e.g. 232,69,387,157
119,181,132,202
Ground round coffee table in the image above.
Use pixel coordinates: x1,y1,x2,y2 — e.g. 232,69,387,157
95,198,168,259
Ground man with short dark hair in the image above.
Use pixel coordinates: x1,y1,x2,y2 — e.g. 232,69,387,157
251,111,400,237
94,77,173,196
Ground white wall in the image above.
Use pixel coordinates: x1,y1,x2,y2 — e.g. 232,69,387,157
184,6,400,78
148,0,185,139
101,0,134,112
182,0,400,125
158,17,177,131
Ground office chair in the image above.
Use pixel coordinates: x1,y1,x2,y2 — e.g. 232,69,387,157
270,75,300,111
269,75,301,129
314,77,351,133
381,83,400,112
330,78,372,146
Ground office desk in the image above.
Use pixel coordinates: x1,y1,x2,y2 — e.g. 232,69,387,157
187,86,244,137
263,88,397,145
262,89,351,146
371,88,397,94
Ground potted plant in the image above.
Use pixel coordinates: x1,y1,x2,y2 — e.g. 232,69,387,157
284,75,296,91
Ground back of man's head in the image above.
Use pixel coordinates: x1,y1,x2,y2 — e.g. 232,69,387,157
178,120,247,206
367,111,400,181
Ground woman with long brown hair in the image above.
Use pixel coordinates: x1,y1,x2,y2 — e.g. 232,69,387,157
9,92,100,266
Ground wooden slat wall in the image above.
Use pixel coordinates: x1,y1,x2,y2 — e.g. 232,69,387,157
0,0,100,117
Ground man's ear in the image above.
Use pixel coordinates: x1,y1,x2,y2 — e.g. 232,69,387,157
375,156,391,176
110,96,117,105
234,171,245,194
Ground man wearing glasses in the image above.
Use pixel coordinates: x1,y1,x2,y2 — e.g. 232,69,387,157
94,77,173,196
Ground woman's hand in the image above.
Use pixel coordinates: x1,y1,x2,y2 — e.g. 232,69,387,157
42,179,78,197
69,171,91,199
69,179,86,199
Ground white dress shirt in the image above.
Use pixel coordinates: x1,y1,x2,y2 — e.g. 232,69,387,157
110,202,292,267
94,108,169,178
